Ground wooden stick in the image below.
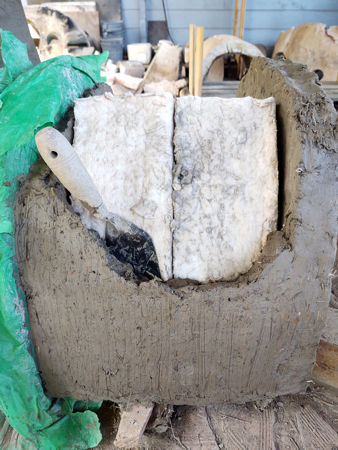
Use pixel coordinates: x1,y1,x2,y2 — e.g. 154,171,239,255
114,403,154,448
194,26,204,97
239,0,247,40
189,24,196,95
233,0,239,36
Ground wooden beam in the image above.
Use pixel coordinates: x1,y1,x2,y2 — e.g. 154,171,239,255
312,307,338,389
189,24,196,95
194,26,204,97
313,341,338,389
238,0,247,40
233,0,239,36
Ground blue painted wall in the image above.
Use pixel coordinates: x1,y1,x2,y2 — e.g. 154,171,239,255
121,0,338,51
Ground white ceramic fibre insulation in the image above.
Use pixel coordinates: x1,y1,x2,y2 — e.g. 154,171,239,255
173,96,278,283
73,92,174,280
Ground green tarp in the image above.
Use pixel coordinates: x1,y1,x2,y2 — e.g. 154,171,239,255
0,30,108,449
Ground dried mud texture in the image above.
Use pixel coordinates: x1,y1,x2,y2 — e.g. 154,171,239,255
173,96,278,282
15,57,337,406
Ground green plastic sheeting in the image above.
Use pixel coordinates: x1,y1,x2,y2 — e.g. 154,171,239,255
0,30,108,449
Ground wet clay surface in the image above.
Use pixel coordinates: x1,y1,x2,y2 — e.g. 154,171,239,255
15,57,337,405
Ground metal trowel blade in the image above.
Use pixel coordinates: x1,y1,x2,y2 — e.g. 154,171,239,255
105,214,161,280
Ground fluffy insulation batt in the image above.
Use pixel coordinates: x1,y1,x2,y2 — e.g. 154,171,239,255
73,93,277,283
173,96,278,282
73,92,174,281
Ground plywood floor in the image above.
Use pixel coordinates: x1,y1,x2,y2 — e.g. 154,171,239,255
95,384,338,449
3,385,336,448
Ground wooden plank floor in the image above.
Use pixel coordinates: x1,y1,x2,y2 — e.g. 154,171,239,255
93,384,338,449
202,81,240,98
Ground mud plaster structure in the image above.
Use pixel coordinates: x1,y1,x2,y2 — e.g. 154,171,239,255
15,57,337,406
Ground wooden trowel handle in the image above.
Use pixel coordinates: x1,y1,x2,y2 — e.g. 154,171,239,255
35,127,104,211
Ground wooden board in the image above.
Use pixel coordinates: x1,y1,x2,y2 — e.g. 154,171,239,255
203,81,240,98
114,404,153,448
189,23,195,94
313,307,338,389
193,26,204,96
313,341,338,389
204,392,338,450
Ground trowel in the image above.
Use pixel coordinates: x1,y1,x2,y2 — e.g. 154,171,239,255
35,127,160,279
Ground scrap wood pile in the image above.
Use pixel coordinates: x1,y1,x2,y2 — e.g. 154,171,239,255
105,40,187,96
23,1,338,99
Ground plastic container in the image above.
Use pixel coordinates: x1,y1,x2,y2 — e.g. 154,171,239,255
127,43,152,65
